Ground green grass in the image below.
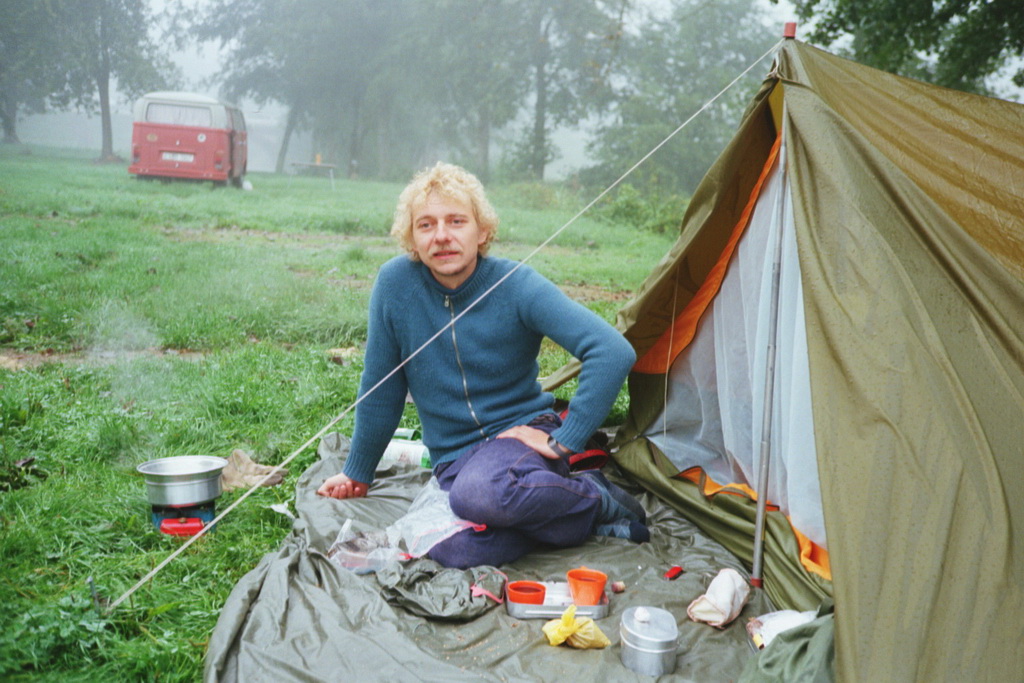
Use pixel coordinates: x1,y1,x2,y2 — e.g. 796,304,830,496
0,146,676,680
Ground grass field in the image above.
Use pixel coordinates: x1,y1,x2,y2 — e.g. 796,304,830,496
0,146,678,680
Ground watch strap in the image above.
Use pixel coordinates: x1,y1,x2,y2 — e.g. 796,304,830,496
547,435,573,459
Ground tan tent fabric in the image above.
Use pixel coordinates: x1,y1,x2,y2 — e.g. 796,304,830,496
613,39,1024,682
777,45,1024,282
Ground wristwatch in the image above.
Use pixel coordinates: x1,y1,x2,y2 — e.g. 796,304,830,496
547,435,574,460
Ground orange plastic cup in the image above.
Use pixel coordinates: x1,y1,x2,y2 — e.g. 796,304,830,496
567,567,608,606
507,580,547,604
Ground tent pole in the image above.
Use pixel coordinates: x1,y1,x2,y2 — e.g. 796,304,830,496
751,129,787,589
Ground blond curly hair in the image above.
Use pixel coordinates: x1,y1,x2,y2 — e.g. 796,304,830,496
391,162,499,260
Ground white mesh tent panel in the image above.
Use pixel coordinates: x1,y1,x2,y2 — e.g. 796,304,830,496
644,160,826,548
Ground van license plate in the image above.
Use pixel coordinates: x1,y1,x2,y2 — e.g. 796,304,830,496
162,152,194,162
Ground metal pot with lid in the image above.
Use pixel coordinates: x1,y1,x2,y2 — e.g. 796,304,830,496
137,455,228,507
620,605,680,676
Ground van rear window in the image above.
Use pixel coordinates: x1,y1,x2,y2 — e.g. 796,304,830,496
146,103,212,127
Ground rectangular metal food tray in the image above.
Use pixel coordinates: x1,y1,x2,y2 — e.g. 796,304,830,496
505,581,610,620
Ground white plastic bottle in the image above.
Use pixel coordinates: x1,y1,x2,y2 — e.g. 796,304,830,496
377,438,430,471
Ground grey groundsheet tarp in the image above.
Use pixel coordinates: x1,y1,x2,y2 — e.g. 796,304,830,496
202,437,833,682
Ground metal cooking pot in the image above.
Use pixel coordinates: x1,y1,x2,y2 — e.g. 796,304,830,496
137,455,228,507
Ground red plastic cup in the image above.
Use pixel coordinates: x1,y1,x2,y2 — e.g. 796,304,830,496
567,567,607,606
507,580,547,604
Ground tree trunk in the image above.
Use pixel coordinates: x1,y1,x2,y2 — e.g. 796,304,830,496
1,96,19,144
476,104,491,183
275,106,300,174
98,70,114,160
529,15,552,181
96,5,116,161
346,95,363,178
530,64,547,180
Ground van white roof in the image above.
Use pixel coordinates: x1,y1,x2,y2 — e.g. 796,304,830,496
140,91,227,106
133,91,243,126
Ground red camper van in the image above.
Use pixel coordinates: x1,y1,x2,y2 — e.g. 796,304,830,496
129,91,247,187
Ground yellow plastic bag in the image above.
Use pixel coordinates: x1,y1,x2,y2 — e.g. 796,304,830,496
542,605,611,649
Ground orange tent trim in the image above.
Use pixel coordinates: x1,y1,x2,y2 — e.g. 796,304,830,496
678,466,831,581
634,133,783,374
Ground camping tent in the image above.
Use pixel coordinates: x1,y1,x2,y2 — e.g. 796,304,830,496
611,37,1024,681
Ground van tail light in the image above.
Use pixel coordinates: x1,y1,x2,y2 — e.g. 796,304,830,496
132,144,140,164
214,149,224,170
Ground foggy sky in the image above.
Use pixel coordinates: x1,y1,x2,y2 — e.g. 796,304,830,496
23,1,1022,174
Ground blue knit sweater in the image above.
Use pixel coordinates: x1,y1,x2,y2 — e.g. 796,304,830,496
342,255,636,485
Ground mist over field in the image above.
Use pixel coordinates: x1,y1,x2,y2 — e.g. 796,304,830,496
13,0,800,181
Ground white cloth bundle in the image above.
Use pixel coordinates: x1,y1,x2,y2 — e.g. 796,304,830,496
686,568,750,628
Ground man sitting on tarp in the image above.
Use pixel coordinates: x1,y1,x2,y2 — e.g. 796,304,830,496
317,161,648,568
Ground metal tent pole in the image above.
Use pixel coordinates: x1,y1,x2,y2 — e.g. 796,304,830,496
750,128,788,589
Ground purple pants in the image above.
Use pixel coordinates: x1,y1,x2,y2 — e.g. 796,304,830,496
427,414,602,569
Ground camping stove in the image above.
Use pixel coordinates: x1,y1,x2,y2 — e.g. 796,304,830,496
137,455,228,537
151,501,217,537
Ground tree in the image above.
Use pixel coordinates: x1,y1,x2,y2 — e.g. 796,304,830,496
505,0,628,181
586,0,776,198
301,1,418,178
197,0,425,178
783,0,1024,94
47,0,177,160
194,0,628,182
194,0,306,173
0,3,72,144
400,0,532,182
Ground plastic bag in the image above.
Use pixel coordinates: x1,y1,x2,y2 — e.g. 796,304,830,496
542,605,611,649
385,477,484,558
327,478,482,572
745,609,818,650
327,518,403,574
687,567,750,628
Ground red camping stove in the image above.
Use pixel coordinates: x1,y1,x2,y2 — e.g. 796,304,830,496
150,501,217,537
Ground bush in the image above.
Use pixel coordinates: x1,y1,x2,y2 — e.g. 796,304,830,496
594,183,688,234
